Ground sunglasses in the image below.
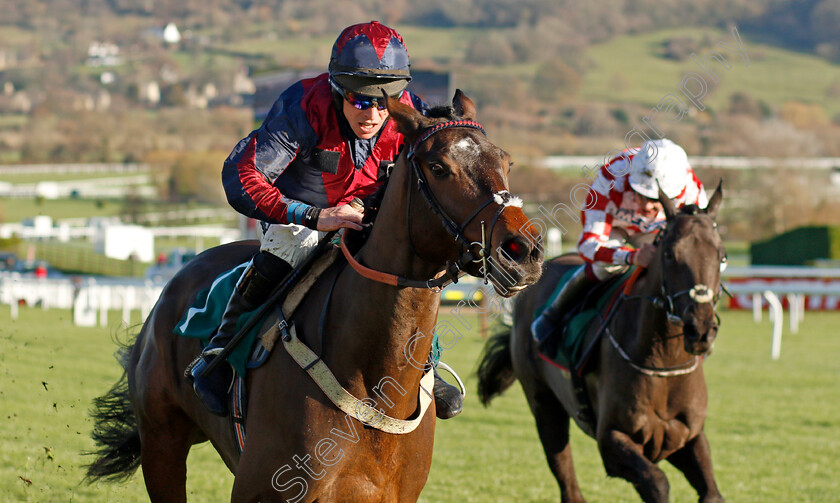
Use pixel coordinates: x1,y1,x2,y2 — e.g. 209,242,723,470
330,78,403,111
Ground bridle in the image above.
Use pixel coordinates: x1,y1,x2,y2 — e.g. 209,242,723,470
612,216,723,377
651,222,723,327
652,283,721,326
624,225,723,325
341,118,522,290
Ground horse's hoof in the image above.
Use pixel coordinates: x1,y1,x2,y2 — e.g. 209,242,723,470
433,371,463,419
190,356,231,416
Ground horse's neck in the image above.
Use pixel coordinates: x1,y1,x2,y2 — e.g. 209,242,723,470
619,266,688,363
325,160,444,414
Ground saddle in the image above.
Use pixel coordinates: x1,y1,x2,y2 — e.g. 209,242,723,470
174,241,340,376
176,239,341,452
540,268,634,375
178,228,442,450
539,268,635,428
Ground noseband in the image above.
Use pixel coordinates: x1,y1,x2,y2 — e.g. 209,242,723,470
652,283,720,326
406,119,521,287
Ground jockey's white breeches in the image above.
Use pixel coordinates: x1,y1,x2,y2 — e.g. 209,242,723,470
259,223,325,268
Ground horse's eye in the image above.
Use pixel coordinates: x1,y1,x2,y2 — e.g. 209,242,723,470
663,250,675,261
428,162,449,178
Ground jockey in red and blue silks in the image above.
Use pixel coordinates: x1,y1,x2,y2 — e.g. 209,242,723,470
531,138,708,348
221,72,425,267
222,72,425,231
189,21,464,420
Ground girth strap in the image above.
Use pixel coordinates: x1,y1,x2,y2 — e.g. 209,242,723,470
280,321,436,434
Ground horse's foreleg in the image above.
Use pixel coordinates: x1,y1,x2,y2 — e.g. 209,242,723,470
526,382,586,503
667,431,725,503
599,429,669,503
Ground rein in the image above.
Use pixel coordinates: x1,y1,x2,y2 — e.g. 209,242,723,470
340,232,460,290
606,329,700,377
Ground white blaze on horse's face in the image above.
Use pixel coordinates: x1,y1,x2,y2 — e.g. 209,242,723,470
454,137,481,156
447,136,483,170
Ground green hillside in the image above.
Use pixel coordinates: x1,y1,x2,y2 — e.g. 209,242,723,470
582,28,840,117
396,25,840,119
227,25,496,68
308,25,840,120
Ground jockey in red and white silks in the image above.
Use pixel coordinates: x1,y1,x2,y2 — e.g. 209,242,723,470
578,138,707,280
531,138,708,346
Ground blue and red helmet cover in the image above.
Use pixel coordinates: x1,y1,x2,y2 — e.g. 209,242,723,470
329,21,411,95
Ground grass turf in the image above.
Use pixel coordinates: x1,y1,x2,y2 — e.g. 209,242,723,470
0,306,837,501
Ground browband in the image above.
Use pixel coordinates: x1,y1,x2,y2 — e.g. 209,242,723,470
409,120,486,158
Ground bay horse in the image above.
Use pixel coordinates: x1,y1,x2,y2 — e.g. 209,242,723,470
84,90,543,502
477,185,726,503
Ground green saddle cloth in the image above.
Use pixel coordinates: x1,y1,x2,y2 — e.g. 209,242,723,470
536,267,633,370
175,261,445,377
174,261,264,377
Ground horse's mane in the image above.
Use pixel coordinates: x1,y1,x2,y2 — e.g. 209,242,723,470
680,204,702,215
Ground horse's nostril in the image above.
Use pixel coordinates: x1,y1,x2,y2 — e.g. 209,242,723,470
501,237,529,263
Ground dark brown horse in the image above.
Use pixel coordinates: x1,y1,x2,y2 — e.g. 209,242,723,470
85,91,543,502
477,185,726,503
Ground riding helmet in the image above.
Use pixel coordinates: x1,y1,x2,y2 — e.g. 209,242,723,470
329,21,411,97
629,138,691,200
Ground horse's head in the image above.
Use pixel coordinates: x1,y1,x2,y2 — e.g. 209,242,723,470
383,90,543,296
654,181,725,355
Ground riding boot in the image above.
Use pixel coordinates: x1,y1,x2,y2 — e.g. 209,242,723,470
188,252,291,416
531,266,598,349
433,368,463,419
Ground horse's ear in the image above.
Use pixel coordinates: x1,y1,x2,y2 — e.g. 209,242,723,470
705,179,723,219
452,89,477,120
658,184,677,220
383,91,428,141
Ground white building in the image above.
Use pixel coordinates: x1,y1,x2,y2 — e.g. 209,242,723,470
141,81,161,105
86,41,121,67
163,23,181,44
95,225,155,262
